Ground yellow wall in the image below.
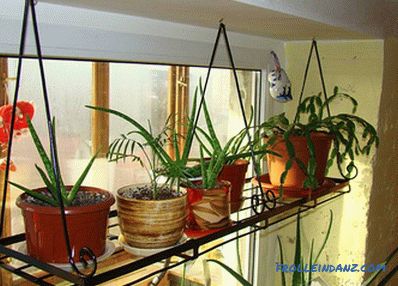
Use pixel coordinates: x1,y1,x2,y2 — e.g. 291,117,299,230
270,40,384,285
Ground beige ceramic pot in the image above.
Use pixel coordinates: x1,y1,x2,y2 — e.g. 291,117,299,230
117,184,187,249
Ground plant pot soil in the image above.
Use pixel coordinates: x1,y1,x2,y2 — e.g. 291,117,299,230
266,132,333,188
218,159,249,213
16,186,115,263
117,184,187,249
186,181,231,231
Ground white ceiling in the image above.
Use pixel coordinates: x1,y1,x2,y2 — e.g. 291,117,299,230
38,0,391,40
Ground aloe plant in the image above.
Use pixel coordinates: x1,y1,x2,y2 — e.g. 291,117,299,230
258,87,379,189
185,79,272,187
277,210,333,286
86,84,200,198
10,117,97,207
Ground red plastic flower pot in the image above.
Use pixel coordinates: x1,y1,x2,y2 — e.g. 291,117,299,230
218,159,249,213
16,186,115,263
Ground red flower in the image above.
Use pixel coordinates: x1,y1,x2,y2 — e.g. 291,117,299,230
1,101,35,131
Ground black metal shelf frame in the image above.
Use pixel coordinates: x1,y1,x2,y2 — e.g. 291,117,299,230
0,1,354,285
0,179,350,285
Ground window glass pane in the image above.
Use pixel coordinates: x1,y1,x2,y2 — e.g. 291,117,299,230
189,67,257,156
108,63,169,187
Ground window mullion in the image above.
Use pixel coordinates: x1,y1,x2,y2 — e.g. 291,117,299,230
91,62,109,158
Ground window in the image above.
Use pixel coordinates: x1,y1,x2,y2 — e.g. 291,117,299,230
2,56,260,285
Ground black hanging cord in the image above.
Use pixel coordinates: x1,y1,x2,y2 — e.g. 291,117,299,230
293,40,314,123
313,41,332,118
29,0,97,277
219,24,276,212
1,0,97,278
190,22,276,212
292,39,358,181
294,39,331,123
0,0,30,238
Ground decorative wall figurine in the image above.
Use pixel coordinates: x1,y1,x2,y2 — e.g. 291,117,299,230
268,51,292,102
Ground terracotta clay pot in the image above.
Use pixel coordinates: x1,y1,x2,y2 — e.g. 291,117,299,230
186,181,231,231
266,132,333,188
117,184,187,249
218,159,249,213
16,186,115,263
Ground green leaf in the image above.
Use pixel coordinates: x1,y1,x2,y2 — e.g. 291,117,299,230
26,117,57,187
202,97,222,152
199,146,208,188
206,259,252,286
67,153,97,203
277,236,287,286
86,105,172,167
34,164,57,202
314,210,333,264
181,87,198,161
51,118,67,198
308,239,315,284
292,212,302,285
9,181,57,206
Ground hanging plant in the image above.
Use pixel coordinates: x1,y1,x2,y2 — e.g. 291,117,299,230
256,40,379,194
258,86,378,190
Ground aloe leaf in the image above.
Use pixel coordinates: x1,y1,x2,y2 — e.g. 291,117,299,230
201,93,221,152
195,126,214,156
314,210,333,263
51,118,67,198
27,117,57,186
308,238,314,285
34,164,57,202
277,236,287,286
206,259,252,286
292,212,302,285
199,146,208,188
9,181,57,206
181,86,198,161
67,153,97,203
300,257,306,286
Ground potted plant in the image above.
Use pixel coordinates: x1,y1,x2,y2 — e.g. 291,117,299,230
257,87,379,194
185,141,232,232
85,88,203,249
11,118,115,263
186,82,269,213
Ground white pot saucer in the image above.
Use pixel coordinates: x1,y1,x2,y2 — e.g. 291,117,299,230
119,235,188,257
18,240,115,271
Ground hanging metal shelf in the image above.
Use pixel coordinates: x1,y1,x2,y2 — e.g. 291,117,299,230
0,179,350,285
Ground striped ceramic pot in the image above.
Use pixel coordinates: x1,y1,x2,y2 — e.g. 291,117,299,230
186,181,231,231
117,184,187,249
